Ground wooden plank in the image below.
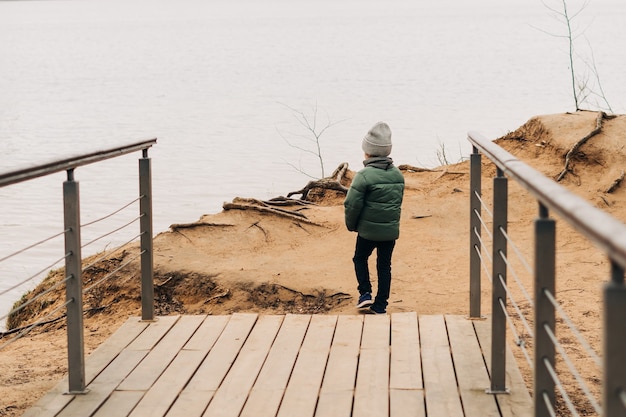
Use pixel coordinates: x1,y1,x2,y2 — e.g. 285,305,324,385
127,350,207,417
389,312,424,417
419,314,464,417
21,316,149,417
203,315,284,417
184,313,258,392
315,314,364,417
361,314,389,350
157,315,232,416
446,315,500,417
474,318,533,417
240,314,311,417
165,390,214,417
85,316,150,381
166,313,258,417
92,391,145,417
390,389,425,417
353,314,390,417
57,349,148,417
390,312,422,390
184,315,230,351
125,315,180,351
118,315,203,391
276,315,338,417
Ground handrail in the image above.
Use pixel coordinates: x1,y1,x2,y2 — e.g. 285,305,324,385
468,130,626,416
468,130,626,271
1,138,156,394
0,138,157,187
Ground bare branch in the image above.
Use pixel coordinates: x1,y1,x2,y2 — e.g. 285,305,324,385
276,102,346,179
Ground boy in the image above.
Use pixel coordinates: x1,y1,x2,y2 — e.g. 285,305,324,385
344,122,405,314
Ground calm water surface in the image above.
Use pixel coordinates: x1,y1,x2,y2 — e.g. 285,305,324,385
1,0,625,325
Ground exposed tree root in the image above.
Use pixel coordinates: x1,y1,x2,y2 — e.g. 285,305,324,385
287,162,350,200
205,288,230,303
398,164,437,172
170,221,235,231
223,198,325,226
248,221,269,241
264,197,317,207
606,170,625,194
275,284,351,301
556,111,616,182
0,305,108,337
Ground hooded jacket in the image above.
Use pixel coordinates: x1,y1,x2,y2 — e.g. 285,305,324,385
344,157,405,241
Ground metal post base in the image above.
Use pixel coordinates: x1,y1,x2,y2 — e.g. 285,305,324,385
64,388,90,395
486,388,510,395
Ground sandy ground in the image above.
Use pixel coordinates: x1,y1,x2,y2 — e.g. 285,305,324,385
2,110,625,416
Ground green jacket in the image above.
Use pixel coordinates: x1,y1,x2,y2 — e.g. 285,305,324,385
344,157,405,241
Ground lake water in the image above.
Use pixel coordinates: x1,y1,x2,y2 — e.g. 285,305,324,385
1,0,625,326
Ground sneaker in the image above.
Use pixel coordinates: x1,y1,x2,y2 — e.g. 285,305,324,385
369,304,386,314
356,293,373,308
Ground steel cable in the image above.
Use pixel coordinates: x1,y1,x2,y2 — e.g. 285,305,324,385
473,228,492,260
0,229,68,264
543,357,581,417
0,275,72,323
81,216,141,249
0,253,70,297
474,191,493,219
498,250,534,308
499,226,533,276
0,298,73,351
543,323,602,414
474,245,493,283
498,297,533,369
497,273,533,339
81,233,143,274
80,197,140,228
542,392,557,417
543,289,601,368
474,209,494,240
82,250,144,294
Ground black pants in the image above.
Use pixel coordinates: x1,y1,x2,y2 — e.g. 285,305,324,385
353,235,396,309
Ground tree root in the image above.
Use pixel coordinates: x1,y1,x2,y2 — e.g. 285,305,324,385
275,284,351,301
264,196,317,207
287,162,350,200
606,170,625,194
170,221,235,231
556,111,615,182
398,164,437,172
223,198,325,226
248,221,269,241
0,305,109,337
206,288,230,303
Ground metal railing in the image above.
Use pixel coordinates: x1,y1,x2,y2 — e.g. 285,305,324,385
0,139,156,394
468,131,626,416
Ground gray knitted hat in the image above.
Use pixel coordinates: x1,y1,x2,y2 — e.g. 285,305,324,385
362,122,392,157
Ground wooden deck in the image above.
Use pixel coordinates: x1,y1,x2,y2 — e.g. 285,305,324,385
23,313,532,417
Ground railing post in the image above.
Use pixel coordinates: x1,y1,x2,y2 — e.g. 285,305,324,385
63,169,86,394
469,145,482,319
534,203,556,417
603,261,626,417
489,167,508,393
139,149,154,321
